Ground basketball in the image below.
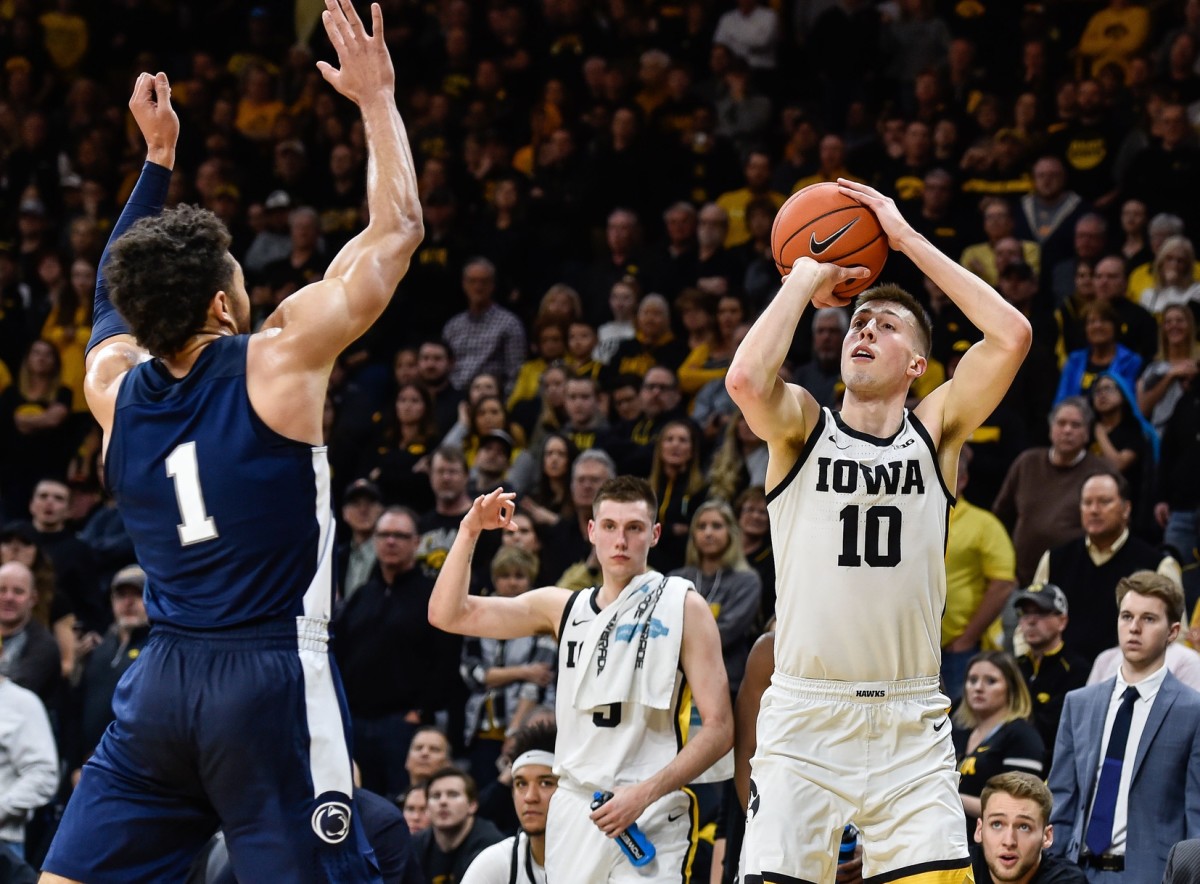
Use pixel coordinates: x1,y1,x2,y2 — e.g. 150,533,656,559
771,182,889,299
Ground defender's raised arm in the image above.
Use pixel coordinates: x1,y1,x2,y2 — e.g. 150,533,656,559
262,0,423,368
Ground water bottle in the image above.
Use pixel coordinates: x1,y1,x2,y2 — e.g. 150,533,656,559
591,791,656,867
838,823,858,866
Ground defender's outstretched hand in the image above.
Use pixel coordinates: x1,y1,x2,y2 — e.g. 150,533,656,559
836,178,912,251
462,488,517,535
316,0,395,105
129,72,178,166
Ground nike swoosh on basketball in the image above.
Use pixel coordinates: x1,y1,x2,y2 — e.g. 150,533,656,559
809,218,859,255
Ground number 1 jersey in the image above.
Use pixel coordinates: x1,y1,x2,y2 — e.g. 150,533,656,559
105,335,335,628
767,407,953,683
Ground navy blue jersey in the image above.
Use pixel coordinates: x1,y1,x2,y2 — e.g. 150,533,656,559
105,335,334,628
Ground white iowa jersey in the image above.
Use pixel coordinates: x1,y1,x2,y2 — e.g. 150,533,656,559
554,588,686,791
768,407,953,682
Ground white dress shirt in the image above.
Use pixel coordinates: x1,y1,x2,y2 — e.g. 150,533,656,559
1087,662,1169,855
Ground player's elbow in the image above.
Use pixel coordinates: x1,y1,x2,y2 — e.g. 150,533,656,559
378,220,424,265
427,594,457,633
711,713,735,756
725,363,766,403
997,312,1033,356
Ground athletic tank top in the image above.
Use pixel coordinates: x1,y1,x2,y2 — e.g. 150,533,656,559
553,587,685,791
105,335,334,628
767,407,953,682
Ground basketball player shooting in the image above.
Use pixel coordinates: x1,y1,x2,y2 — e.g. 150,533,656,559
40,2,422,881
727,178,1031,884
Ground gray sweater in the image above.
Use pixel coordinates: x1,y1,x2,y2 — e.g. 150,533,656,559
670,567,761,693
0,678,59,845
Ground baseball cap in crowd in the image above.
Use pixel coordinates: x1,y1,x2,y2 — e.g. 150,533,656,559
19,198,45,217
111,565,147,594
479,429,515,456
344,478,382,503
1012,582,1068,615
264,190,292,211
0,521,37,545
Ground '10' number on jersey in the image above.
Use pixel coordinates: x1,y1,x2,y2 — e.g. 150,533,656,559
837,504,901,567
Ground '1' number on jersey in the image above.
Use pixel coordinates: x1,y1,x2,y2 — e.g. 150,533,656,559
166,441,219,545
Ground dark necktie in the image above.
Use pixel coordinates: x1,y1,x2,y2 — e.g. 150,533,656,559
1085,685,1141,856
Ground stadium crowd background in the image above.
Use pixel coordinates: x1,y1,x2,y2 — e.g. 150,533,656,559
4,0,1200,879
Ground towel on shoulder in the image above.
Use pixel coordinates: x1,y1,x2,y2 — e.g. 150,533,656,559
571,570,691,712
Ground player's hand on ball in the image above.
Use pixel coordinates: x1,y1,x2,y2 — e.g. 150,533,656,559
836,178,911,251
463,488,516,534
785,257,869,308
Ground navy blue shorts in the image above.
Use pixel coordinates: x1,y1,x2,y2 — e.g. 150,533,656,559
43,620,381,883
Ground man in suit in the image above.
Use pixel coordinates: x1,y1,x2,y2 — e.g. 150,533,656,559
1048,571,1200,882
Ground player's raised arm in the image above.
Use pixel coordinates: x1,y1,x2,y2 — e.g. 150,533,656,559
428,488,570,640
83,71,178,414
262,0,422,368
726,260,866,455
838,179,1031,451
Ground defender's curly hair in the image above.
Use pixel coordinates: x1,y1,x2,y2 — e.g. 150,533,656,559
107,205,234,358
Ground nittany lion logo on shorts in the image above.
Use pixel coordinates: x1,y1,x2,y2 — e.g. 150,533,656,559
311,801,352,844
747,778,761,820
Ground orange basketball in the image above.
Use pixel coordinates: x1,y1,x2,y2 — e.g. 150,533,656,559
771,182,889,298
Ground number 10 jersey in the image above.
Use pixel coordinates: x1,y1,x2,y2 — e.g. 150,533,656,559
106,335,335,629
767,407,953,683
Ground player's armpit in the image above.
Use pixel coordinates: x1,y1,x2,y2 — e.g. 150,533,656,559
727,375,816,451
84,338,145,428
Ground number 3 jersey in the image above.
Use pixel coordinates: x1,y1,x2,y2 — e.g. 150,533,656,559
767,407,953,683
554,588,686,791
105,335,335,629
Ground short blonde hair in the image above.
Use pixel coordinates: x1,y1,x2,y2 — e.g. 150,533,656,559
1116,570,1184,625
490,545,539,583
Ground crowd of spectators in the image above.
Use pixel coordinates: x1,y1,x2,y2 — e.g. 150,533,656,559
6,0,1200,880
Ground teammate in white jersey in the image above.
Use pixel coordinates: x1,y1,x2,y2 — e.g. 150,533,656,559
727,179,1032,884
461,722,558,884
430,477,732,883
